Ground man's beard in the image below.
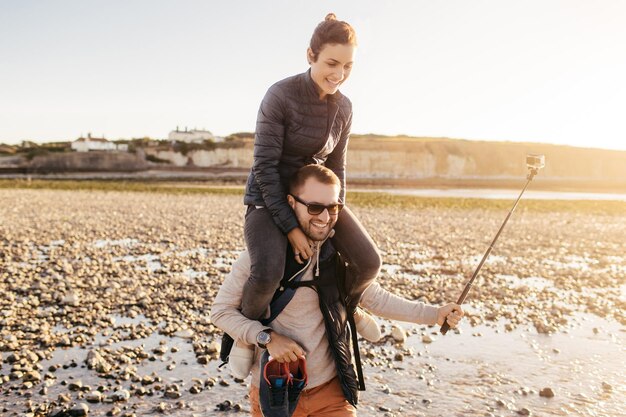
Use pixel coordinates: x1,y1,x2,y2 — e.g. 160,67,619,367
300,219,335,242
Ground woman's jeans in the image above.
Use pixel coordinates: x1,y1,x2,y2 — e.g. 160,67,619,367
241,205,381,320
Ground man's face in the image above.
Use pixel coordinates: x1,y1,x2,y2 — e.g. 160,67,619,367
288,178,341,241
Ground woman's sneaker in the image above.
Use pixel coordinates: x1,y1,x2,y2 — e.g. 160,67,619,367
228,339,255,379
354,307,381,342
287,357,308,415
259,350,289,417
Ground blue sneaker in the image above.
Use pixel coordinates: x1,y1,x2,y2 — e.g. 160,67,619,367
287,357,308,415
259,350,289,417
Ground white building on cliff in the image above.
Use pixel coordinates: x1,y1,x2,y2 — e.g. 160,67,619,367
71,134,121,152
168,127,222,143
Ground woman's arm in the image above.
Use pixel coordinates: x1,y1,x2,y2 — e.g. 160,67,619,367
252,86,299,234
325,108,352,203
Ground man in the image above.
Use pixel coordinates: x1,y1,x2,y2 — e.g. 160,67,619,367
211,164,463,417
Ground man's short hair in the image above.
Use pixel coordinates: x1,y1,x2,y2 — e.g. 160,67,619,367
289,164,340,194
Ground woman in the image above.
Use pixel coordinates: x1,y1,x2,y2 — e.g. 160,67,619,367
241,13,381,321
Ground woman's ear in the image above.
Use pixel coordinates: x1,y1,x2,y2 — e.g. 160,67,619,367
306,48,315,65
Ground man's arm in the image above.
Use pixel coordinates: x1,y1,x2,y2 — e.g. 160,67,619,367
360,282,461,326
210,251,267,345
210,251,306,362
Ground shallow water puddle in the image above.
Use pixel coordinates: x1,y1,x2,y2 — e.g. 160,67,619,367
357,312,624,416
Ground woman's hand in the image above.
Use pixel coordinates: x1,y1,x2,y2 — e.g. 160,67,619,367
436,303,464,328
287,228,314,264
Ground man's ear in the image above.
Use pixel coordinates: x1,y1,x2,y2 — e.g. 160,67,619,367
287,194,296,210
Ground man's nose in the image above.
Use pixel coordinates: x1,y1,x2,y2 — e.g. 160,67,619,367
317,208,331,222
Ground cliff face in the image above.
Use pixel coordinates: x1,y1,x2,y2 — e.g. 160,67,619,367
144,148,253,168
142,137,626,181
346,137,626,181
28,152,148,172
7,136,626,186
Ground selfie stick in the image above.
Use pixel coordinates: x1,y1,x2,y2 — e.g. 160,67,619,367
440,154,545,335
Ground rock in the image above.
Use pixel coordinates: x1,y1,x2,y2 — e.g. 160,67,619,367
68,402,89,417
106,406,121,416
422,334,435,344
391,326,405,343
601,382,613,392
62,292,80,306
393,353,404,361
58,394,72,403
189,385,202,394
517,407,531,416
207,341,220,353
174,329,194,339
111,389,130,402
86,391,103,403
539,387,554,398
216,400,233,411
153,346,167,355
24,350,40,363
164,390,181,399
85,350,111,373
69,381,83,391
23,371,42,382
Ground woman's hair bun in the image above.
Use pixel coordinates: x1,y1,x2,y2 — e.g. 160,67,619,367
325,13,337,21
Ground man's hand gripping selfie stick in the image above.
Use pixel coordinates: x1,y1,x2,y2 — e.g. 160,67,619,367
440,154,545,335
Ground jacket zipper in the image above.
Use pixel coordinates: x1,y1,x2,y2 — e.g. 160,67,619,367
279,257,312,291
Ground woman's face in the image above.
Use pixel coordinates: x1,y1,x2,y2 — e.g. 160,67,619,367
308,43,356,99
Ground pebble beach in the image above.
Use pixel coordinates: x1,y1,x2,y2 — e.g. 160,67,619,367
1,187,624,416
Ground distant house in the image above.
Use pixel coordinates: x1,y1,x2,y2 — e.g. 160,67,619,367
71,134,118,152
168,127,222,143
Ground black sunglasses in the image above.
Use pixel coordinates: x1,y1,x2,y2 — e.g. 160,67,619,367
290,194,344,216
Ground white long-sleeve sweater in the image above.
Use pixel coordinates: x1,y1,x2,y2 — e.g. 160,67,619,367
210,250,439,389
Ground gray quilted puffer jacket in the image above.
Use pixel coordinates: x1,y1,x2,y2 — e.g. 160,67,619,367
243,69,353,234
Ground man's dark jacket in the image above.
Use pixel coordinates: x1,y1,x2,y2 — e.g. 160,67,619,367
243,70,353,234
276,241,361,406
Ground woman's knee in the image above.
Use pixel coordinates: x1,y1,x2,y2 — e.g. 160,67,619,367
354,249,382,280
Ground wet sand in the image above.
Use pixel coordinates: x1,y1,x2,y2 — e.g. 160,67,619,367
1,189,624,416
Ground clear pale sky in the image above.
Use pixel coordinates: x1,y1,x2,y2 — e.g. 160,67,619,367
1,0,625,150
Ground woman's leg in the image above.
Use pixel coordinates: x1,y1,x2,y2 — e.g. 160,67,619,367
331,206,382,308
241,206,288,320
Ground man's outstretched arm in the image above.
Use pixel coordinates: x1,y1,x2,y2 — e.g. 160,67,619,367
360,282,463,328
